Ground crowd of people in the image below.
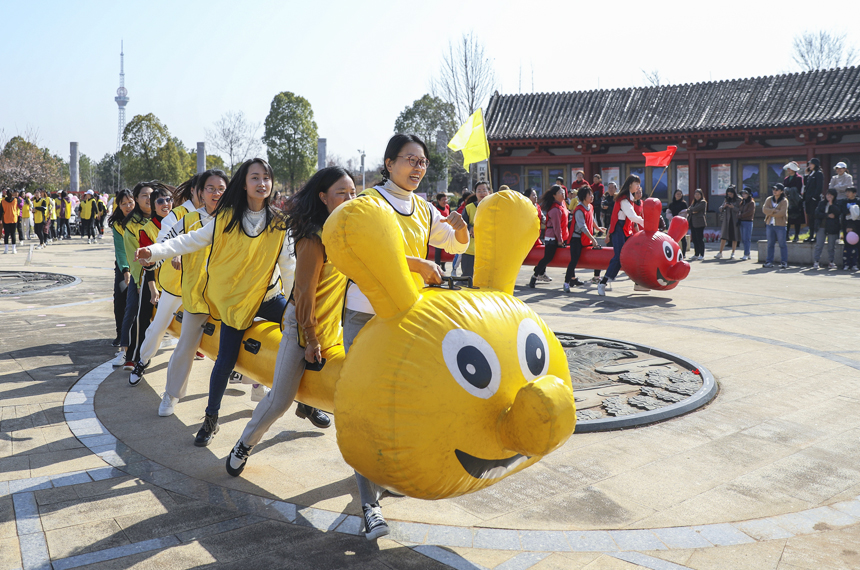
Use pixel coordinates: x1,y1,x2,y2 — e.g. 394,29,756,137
0,187,110,252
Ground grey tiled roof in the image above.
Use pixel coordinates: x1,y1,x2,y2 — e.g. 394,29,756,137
485,67,860,140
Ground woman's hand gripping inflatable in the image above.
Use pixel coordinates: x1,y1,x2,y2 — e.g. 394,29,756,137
322,190,576,500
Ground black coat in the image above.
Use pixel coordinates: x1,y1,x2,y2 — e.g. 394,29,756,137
804,170,824,208
815,201,842,234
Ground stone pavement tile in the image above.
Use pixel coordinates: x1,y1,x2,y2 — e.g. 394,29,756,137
27,447,104,477
531,552,602,569
42,425,86,452
73,475,138,499
565,531,617,552
0,496,16,539
690,524,755,546
832,499,860,518
733,518,795,540
448,545,518,568
472,527,521,550
779,523,860,570
9,427,48,455
114,501,238,543
608,529,667,551
683,540,786,570
579,554,644,569
425,524,474,548
739,418,829,449
387,520,431,543
0,454,30,482
18,532,51,570
8,475,51,494
651,527,713,549
40,485,172,531
0,536,22,570
0,435,10,459
51,538,207,570
33,484,79,506
519,530,571,551
51,471,94,488
643,549,693,566
45,518,130,559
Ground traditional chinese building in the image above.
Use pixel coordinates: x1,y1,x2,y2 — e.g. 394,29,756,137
485,66,860,215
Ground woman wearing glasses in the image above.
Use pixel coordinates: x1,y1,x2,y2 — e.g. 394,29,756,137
344,134,469,540
129,175,201,386
136,159,330,447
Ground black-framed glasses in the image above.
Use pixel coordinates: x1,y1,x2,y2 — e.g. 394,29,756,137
155,197,173,205
398,155,430,169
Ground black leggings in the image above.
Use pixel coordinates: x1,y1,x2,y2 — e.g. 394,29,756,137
34,222,46,245
3,223,16,245
691,226,705,257
534,239,559,276
82,218,96,239
113,264,128,341
125,271,156,363
565,240,601,283
434,247,446,270
788,215,803,240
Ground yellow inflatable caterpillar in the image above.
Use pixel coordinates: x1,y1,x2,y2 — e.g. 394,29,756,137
322,190,576,499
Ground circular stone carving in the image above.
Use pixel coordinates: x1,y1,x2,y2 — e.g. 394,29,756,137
554,333,717,432
0,271,79,296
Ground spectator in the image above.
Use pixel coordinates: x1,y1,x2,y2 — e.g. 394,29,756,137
688,189,707,260
555,176,569,202
601,182,617,229
763,183,788,269
21,192,33,239
460,182,490,278
564,185,603,291
666,189,689,257
738,187,755,260
1,188,20,254
840,187,859,270
570,171,587,193
58,190,72,239
529,185,569,288
783,162,804,242
829,161,854,200
813,188,842,270
715,186,741,259
15,190,24,241
803,158,824,241
432,192,450,271
524,187,545,242
591,174,605,228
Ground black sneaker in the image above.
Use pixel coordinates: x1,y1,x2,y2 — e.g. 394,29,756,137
194,414,219,447
295,403,331,429
226,440,253,477
111,338,121,347
528,275,537,288
362,503,389,541
128,360,150,386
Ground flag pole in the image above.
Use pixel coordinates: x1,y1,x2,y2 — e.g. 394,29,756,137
648,166,668,198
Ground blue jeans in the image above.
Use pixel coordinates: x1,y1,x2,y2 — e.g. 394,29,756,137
740,221,753,257
766,225,787,264
120,275,139,348
205,294,287,416
605,225,627,280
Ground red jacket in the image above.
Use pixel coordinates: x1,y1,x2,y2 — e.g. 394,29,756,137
433,202,450,217
545,202,570,244
609,198,638,237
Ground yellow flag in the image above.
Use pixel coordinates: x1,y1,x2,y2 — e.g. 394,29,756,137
447,109,490,170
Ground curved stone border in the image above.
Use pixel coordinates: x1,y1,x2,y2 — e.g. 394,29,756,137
63,359,860,555
557,332,719,433
0,270,81,296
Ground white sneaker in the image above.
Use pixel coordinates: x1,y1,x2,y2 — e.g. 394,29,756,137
250,384,269,402
158,392,178,417
11,245,16,254
597,282,606,296
740,255,750,260
828,263,837,269
633,284,650,291
729,253,735,259
853,266,859,271
228,370,243,383
714,252,722,259
111,352,125,367
812,262,819,269
697,255,704,261
535,274,552,283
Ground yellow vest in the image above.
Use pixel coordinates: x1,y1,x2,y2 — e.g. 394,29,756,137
180,212,211,314
360,187,432,292
156,205,189,298
123,214,148,284
33,198,49,224
21,200,30,218
80,199,94,220
140,219,163,291
64,199,72,218
49,198,57,220
296,234,348,350
464,202,478,256
204,211,286,330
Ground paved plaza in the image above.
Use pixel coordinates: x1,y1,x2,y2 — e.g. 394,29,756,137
2,239,860,570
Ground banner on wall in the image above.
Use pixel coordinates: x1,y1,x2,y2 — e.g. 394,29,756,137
710,163,732,196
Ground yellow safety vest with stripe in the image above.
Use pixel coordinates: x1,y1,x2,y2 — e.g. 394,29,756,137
64,199,72,219
360,187,432,292
123,214,148,285
32,198,49,224
140,218,163,291
296,232,348,350
21,199,30,218
80,199,94,220
155,205,189,298
203,211,286,330
180,211,211,314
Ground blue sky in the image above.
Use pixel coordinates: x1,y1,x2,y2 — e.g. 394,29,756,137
1,0,857,169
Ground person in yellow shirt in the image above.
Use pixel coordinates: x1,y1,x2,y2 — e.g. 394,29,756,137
21,193,33,239
31,189,50,248
57,190,72,240
48,193,58,243
79,190,97,243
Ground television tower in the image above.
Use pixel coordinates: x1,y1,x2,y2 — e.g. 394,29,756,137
114,41,129,152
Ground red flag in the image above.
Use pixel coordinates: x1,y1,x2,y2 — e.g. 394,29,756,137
643,145,677,168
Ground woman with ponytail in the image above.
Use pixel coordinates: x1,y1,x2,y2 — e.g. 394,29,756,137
598,175,644,296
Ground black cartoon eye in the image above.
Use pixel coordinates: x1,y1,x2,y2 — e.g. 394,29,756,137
662,242,674,261
517,318,550,380
442,329,501,399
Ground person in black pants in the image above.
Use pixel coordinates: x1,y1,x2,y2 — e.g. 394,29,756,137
601,182,616,229
803,158,824,241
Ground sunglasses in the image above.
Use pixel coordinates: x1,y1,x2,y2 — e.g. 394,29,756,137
154,197,173,205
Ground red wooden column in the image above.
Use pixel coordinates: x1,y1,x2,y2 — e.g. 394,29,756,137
688,152,697,203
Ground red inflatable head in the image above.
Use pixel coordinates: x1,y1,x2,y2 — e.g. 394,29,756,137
619,198,691,291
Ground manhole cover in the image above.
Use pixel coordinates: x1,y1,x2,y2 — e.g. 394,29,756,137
0,271,79,296
555,333,717,432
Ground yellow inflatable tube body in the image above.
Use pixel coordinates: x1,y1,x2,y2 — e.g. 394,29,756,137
322,191,577,500
166,316,343,414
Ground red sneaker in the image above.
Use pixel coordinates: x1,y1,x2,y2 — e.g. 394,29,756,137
122,361,135,371
194,351,205,361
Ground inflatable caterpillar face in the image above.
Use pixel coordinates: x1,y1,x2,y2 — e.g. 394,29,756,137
323,192,575,500
621,198,691,291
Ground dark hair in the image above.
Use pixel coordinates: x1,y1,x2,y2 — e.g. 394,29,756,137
380,134,429,183
435,192,447,201
618,175,640,201
540,185,563,212
826,188,838,202
214,158,285,233
576,185,593,203
593,173,602,180
462,193,478,208
285,166,353,248
847,187,857,194
692,189,705,204
149,186,172,221
174,174,199,205
725,186,737,200
474,180,490,192
123,181,162,229
195,169,230,203
108,189,133,227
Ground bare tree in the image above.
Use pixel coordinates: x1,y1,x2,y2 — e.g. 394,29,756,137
431,31,497,125
642,69,664,87
205,111,263,175
792,30,858,71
